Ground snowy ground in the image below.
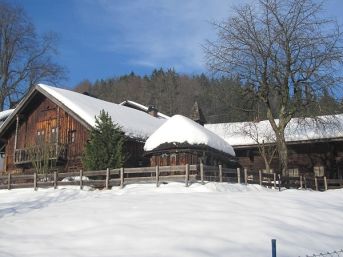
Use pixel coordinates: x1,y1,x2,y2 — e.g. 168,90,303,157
0,182,342,257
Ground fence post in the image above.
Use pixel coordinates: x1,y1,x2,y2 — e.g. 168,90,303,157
244,168,248,185
324,176,328,191
219,165,223,183
315,177,318,191
259,170,262,186
156,165,159,187
237,168,241,184
273,173,276,188
54,171,58,189
200,162,204,185
120,167,124,188
185,164,189,187
271,239,277,257
299,175,303,189
278,174,281,191
7,173,11,190
105,168,110,190
80,170,83,190
34,172,37,191
304,175,307,190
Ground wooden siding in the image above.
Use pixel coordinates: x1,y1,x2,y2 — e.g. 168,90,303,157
4,95,88,173
235,141,343,179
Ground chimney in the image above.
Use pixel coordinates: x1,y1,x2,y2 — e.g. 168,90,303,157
147,105,158,117
190,101,206,126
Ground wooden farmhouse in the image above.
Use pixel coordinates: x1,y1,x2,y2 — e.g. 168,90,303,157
0,84,166,174
144,115,236,167
205,117,343,179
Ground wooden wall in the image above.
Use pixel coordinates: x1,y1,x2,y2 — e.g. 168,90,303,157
4,95,89,173
235,141,343,179
2,93,149,173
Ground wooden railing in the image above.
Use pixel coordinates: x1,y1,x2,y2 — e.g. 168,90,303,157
0,164,342,191
14,143,68,165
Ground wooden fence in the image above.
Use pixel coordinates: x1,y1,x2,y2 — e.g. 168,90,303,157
0,164,342,191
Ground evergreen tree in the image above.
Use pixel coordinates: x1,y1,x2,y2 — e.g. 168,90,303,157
83,110,125,170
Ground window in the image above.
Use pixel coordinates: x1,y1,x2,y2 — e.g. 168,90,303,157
314,166,324,177
50,127,57,143
287,168,299,177
262,169,273,174
36,130,45,144
68,130,76,143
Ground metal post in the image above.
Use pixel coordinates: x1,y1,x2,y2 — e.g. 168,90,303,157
271,239,277,257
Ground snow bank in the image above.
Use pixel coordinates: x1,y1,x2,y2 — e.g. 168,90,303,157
37,84,165,139
0,183,342,257
0,109,14,121
119,100,170,119
144,115,235,156
205,114,343,146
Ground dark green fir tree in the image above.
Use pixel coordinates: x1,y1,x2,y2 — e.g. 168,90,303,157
83,110,125,170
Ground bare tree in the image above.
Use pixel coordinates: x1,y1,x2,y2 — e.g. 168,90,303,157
0,2,65,111
205,0,343,174
241,121,277,173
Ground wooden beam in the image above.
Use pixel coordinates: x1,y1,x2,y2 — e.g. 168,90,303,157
54,171,58,189
155,165,159,187
34,173,37,191
185,164,189,187
324,176,328,191
237,168,241,184
80,170,83,190
105,168,110,190
219,165,222,183
120,168,124,188
200,162,204,185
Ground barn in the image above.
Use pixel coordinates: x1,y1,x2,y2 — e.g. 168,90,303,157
205,116,343,179
0,84,166,174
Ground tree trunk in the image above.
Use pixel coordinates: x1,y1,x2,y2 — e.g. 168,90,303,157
277,137,288,176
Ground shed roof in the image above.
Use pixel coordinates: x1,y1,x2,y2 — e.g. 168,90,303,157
144,115,235,156
205,115,343,147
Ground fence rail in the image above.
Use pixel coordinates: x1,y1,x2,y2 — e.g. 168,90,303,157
1,164,343,191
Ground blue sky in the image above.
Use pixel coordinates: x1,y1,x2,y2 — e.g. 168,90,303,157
12,0,343,88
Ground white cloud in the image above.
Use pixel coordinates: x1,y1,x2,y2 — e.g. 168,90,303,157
74,0,245,72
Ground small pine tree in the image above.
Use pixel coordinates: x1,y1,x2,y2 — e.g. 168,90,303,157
83,110,125,170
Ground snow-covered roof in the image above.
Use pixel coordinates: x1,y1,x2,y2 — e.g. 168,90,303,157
32,84,165,140
0,109,14,121
119,100,170,119
205,114,343,147
144,115,235,156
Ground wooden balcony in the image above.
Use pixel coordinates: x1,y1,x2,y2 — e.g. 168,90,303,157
14,143,67,165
